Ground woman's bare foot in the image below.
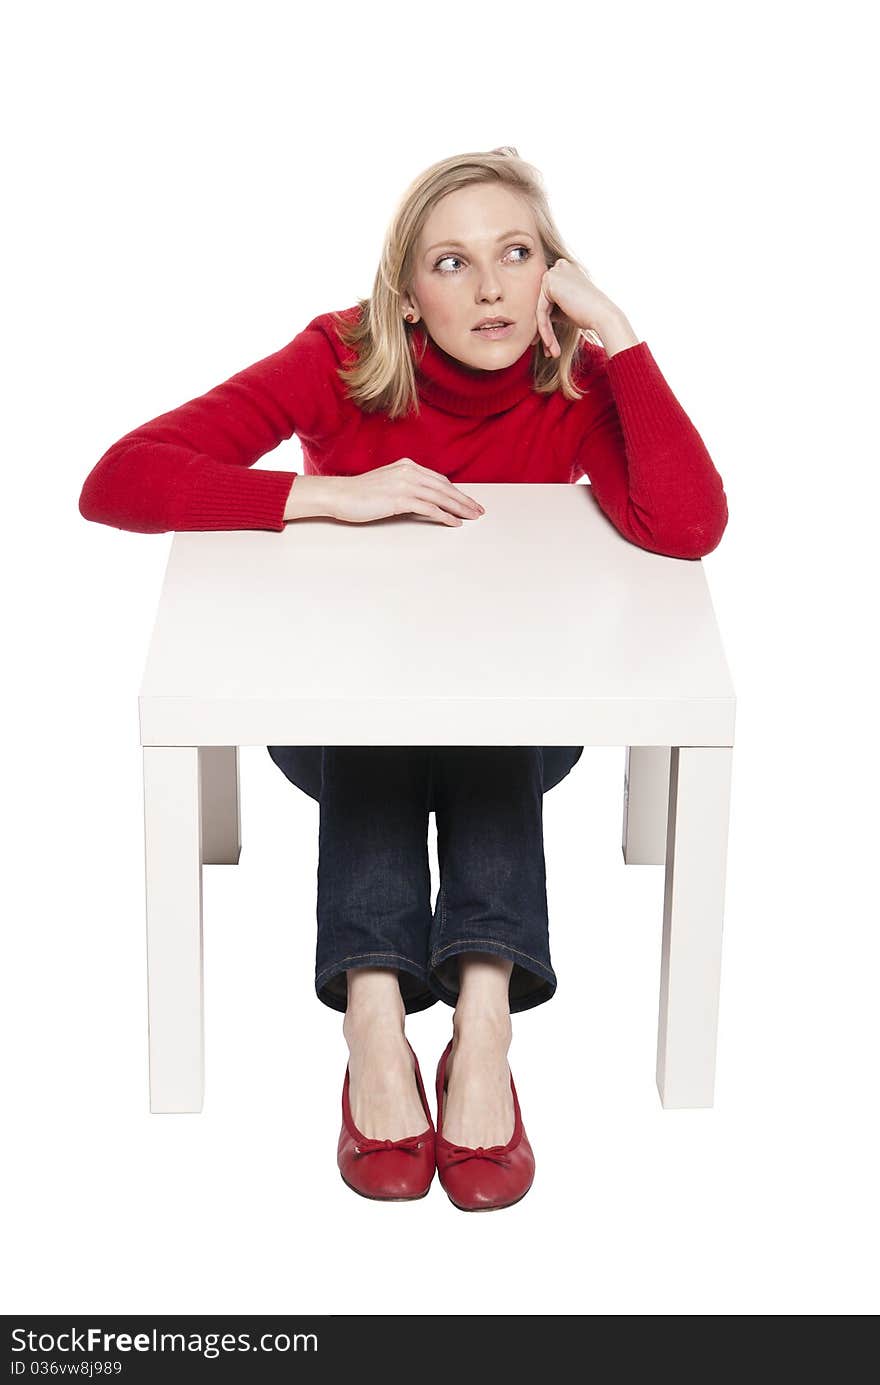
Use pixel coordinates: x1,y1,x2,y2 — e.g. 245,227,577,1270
442,1010,515,1149
342,971,428,1141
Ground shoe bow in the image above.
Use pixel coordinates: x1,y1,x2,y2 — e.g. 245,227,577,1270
443,1144,512,1167
353,1135,426,1157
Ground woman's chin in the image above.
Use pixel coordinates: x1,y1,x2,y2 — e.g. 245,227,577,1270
463,330,523,367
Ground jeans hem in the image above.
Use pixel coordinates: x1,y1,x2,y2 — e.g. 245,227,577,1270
315,952,438,1015
427,941,557,1014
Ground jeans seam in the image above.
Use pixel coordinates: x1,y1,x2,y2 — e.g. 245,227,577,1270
315,950,427,984
430,938,553,973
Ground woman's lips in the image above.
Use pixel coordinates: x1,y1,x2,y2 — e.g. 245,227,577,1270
471,322,515,339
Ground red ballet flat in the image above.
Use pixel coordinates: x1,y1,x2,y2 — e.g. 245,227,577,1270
434,1037,535,1212
337,1037,436,1201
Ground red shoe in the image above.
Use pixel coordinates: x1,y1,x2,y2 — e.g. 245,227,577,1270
337,1037,436,1201
435,1037,535,1212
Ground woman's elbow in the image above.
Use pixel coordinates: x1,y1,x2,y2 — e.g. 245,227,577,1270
78,474,104,525
660,510,729,560
77,444,173,534
628,503,728,561
78,480,170,534
78,469,111,526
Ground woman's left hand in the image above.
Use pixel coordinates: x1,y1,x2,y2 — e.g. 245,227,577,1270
536,259,624,358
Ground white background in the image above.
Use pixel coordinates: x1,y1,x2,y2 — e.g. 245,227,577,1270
3,0,878,1316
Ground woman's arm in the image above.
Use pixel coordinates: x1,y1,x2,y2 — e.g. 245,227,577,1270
78,322,344,534
282,474,338,520
572,336,729,561
537,264,728,560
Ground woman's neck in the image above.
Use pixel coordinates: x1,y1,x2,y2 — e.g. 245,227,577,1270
411,328,537,417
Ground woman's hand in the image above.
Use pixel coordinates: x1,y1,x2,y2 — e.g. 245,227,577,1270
327,459,485,527
535,259,627,358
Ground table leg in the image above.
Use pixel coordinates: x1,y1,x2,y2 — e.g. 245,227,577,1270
622,746,670,864
656,746,733,1109
143,746,204,1113
199,747,241,865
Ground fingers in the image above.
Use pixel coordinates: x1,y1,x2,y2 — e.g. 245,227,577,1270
540,308,561,358
535,286,551,356
417,481,483,520
385,458,484,524
536,275,561,359
409,500,463,526
406,461,484,518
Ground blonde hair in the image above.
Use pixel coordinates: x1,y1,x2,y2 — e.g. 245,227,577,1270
331,146,604,419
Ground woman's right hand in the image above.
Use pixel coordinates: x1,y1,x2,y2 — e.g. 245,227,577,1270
327,459,485,527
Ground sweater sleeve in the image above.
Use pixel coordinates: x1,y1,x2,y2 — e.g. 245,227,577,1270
78,323,345,534
570,341,729,560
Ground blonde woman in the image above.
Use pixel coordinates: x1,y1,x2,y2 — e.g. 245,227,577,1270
80,147,728,1211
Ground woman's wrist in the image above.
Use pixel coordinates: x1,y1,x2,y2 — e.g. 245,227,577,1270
283,474,337,521
594,312,641,358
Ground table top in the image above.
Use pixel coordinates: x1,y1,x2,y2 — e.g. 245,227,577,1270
139,483,735,747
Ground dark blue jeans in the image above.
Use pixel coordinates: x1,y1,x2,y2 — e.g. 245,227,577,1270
265,745,583,1015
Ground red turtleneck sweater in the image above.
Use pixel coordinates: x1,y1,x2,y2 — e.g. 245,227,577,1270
78,306,728,560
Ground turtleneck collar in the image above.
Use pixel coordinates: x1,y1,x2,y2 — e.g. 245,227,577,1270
411,327,537,417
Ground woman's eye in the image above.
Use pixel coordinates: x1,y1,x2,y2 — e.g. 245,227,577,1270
434,246,531,273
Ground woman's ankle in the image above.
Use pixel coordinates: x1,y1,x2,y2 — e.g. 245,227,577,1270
452,954,514,1046
451,1007,512,1049
342,968,407,1043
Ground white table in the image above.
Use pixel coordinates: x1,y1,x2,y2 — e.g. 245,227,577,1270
139,483,735,1114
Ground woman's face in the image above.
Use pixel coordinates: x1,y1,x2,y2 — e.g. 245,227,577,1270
404,184,547,370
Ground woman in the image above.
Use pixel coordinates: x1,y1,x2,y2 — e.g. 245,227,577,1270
79,146,729,1212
